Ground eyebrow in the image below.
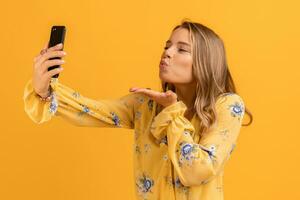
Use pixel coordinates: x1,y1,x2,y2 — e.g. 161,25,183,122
165,40,191,47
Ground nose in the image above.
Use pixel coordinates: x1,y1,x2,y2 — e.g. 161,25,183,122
163,47,173,59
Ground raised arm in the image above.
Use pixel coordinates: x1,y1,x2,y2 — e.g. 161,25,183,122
25,41,144,129
23,77,143,129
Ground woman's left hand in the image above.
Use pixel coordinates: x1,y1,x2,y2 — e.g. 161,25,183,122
129,87,178,108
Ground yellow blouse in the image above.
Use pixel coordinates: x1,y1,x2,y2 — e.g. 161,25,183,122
23,77,245,200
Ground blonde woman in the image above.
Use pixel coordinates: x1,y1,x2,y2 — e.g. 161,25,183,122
24,19,253,200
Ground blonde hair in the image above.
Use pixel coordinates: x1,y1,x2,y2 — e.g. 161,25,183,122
158,19,253,136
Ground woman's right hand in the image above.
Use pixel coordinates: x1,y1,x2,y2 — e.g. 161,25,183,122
32,42,67,98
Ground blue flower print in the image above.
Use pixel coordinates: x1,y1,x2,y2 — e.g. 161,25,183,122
162,154,168,161
110,111,121,127
182,144,193,156
207,145,217,159
122,100,129,109
228,101,244,120
174,177,190,194
82,105,90,113
198,144,218,163
165,176,173,187
133,143,141,155
78,104,94,117
154,134,168,146
49,92,58,115
72,91,80,99
144,179,152,191
160,135,168,146
219,129,229,141
144,143,151,154
147,99,153,111
164,176,189,194
136,96,145,104
136,172,154,199
177,142,202,167
134,129,140,141
174,177,182,187
135,111,142,120
183,129,192,137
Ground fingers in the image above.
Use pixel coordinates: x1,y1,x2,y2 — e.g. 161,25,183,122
36,50,66,67
129,87,161,99
129,87,178,108
129,87,138,92
47,43,64,52
166,90,178,99
40,59,66,74
45,66,64,79
33,42,63,63
129,87,151,92
165,90,173,96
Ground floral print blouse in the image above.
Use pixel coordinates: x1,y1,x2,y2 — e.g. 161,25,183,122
23,77,245,200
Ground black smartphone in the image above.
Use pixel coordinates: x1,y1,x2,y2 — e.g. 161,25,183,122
47,25,66,78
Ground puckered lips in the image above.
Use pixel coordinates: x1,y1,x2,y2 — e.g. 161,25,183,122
159,60,169,70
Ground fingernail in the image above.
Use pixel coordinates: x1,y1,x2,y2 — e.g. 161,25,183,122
57,43,63,46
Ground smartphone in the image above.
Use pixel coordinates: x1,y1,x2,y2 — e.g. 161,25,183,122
47,25,66,78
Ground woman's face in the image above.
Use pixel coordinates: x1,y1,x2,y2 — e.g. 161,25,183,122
159,27,194,84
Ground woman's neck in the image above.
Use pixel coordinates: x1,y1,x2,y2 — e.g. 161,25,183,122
174,82,197,110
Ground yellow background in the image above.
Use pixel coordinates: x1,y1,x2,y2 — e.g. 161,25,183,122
1,0,299,199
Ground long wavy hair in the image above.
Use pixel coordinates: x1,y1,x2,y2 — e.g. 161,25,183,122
157,19,253,136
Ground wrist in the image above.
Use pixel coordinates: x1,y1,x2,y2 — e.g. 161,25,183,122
38,90,50,98
36,87,52,101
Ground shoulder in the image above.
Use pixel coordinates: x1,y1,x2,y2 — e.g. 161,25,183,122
215,92,245,119
216,92,244,105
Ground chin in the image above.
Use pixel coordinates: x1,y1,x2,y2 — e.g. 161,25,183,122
159,74,173,84
159,73,168,82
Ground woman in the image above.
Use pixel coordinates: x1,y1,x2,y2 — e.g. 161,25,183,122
24,19,253,200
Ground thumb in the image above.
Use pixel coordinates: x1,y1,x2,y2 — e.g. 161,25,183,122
43,41,49,50
165,90,173,96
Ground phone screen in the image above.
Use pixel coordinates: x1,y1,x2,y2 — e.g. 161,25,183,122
48,25,66,78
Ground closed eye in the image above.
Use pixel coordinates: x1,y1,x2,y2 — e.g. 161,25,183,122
164,46,188,52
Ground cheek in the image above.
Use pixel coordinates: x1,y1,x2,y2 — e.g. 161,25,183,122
173,54,192,69
172,55,193,78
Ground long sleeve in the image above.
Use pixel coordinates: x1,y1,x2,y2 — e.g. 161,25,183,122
23,78,142,129
149,93,245,187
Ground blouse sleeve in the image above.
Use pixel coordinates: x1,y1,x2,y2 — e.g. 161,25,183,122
149,93,245,187
23,78,142,129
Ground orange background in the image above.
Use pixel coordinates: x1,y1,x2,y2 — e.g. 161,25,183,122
1,0,300,199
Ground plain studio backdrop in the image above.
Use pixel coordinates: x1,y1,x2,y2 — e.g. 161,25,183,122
0,0,299,199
